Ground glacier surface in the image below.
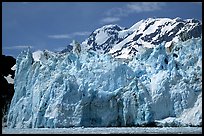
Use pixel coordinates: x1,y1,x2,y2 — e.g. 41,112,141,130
7,36,202,128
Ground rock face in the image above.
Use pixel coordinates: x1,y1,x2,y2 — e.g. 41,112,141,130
7,18,202,128
1,55,16,125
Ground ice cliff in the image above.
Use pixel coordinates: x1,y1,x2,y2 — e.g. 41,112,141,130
7,38,202,128
7,18,202,128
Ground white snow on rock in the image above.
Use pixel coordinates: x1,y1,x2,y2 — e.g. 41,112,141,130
83,17,201,59
4,64,16,84
4,74,14,84
11,64,16,71
95,30,110,45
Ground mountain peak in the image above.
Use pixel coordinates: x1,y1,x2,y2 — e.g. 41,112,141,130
96,24,124,31
81,17,202,59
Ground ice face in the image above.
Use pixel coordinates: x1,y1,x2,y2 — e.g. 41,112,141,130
7,37,202,128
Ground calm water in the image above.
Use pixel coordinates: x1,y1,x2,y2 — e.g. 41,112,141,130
2,127,202,134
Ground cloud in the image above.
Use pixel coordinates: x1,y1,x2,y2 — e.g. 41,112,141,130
104,2,166,20
101,17,120,24
22,2,29,4
105,8,128,17
73,31,91,36
4,45,33,50
126,2,165,13
192,2,202,5
54,47,67,52
48,31,91,39
48,34,71,39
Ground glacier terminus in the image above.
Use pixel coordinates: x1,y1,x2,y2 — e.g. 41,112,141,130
7,18,202,128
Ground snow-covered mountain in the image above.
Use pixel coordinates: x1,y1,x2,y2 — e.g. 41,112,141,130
82,17,202,59
6,18,202,128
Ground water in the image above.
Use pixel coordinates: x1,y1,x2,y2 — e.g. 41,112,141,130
2,127,202,134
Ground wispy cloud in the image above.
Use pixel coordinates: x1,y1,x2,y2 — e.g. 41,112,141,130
101,17,120,24
73,31,91,36
4,45,33,50
48,31,91,39
102,2,166,24
192,2,202,5
105,8,128,17
126,2,165,13
48,34,71,39
54,47,67,52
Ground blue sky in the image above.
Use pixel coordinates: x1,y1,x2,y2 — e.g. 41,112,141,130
2,2,202,58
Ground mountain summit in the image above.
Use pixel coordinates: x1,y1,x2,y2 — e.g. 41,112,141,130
82,17,202,59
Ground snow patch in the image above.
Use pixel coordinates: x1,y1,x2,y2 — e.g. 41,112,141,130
4,74,14,84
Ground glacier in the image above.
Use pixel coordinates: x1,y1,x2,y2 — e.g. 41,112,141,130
7,36,202,128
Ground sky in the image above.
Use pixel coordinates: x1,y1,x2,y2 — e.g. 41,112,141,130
2,2,202,58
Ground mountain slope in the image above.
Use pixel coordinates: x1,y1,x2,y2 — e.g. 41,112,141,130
82,17,202,59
